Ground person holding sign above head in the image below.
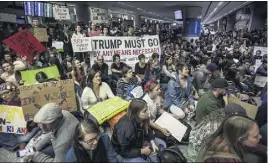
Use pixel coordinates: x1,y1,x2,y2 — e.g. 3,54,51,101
112,99,166,163
81,70,114,111
65,119,118,163
116,65,139,100
72,25,86,62
111,54,127,81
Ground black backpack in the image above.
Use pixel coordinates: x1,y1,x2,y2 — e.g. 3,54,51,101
157,146,187,163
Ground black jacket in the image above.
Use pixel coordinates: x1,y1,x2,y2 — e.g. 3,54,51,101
111,115,155,158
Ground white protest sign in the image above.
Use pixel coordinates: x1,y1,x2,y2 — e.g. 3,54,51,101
52,41,64,52
89,35,161,70
91,8,108,24
71,38,93,52
0,13,16,23
254,76,267,87
130,86,143,98
155,112,188,142
253,46,267,56
53,6,70,20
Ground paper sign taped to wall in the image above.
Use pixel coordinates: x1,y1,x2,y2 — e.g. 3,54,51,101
228,95,258,119
19,79,77,121
87,97,129,124
0,105,27,134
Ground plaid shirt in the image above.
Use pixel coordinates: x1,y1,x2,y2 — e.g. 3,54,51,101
189,109,226,151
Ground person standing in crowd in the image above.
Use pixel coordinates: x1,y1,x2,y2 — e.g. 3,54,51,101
60,24,73,56
135,54,147,81
116,66,138,100
88,23,101,37
124,26,135,36
196,78,229,124
111,54,127,81
196,115,266,163
163,63,196,119
81,70,114,111
100,26,110,36
112,99,166,162
22,103,79,162
72,25,86,62
65,119,118,162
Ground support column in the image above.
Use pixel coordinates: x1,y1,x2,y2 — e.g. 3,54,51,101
75,3,90,25
226,14,235,32
134,15,141,28
182,6,202,41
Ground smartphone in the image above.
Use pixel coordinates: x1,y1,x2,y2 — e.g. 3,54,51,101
16,147,36,158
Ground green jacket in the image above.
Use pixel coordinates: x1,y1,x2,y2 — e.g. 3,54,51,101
196,91,223,124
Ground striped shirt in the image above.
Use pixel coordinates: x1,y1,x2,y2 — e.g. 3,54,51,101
116,77,138,100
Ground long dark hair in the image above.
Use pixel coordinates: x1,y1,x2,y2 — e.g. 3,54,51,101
73,119,107,163
127,99,150,134
87,70,102,89
200,115,256,161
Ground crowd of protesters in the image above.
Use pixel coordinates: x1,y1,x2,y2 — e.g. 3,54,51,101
0,17,268,163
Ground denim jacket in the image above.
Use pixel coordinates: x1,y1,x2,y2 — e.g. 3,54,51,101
163,74,194,109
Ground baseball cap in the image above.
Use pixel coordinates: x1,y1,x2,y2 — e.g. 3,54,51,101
211,78,229,89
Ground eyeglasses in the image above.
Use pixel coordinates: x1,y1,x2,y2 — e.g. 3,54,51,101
83,134,100,145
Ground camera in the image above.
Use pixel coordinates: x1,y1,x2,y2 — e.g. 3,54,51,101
16,147,36,158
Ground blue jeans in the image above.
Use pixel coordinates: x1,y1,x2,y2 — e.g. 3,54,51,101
118,137,167,163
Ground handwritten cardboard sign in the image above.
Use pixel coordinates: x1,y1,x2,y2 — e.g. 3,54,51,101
0,105,27,134
52,41,64,52
21,65,60,85
71,38,93,52
34,28,48,42
53,6,70,20
19,79,77,121
87,97,129,124
2,29,46,62
228,95,258,119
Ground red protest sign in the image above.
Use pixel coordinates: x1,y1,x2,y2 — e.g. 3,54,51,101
2,29,46,62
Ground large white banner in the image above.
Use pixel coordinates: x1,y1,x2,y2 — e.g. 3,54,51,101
53,6,70,20
89,35,161,70
253,46,267,56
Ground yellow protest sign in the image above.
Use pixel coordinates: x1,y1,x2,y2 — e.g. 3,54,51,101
34,28,48,42
19,79,77,121
0,105,27,134
228,95,258,119
21,66,60,85
87,97,129,124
